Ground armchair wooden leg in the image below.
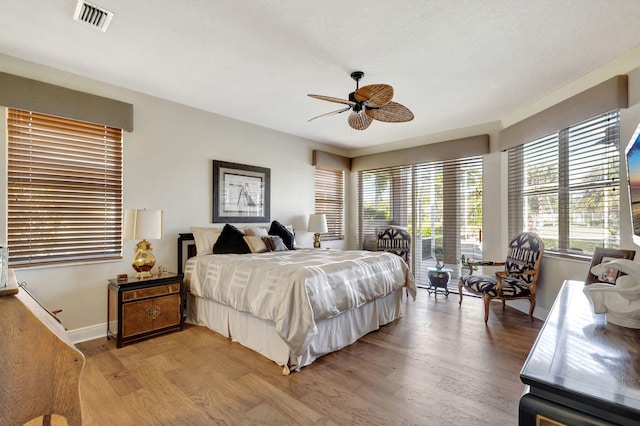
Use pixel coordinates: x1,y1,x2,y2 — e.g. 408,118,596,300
529,295,536,322
502,299,506,311
483,294,491,323
458,280,464,306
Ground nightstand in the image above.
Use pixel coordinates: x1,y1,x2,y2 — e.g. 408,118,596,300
107,272,183,348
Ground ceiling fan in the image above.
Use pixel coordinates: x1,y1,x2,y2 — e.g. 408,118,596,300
307,71,414,130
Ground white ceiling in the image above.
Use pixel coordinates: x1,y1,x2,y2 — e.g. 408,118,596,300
2,1,640,151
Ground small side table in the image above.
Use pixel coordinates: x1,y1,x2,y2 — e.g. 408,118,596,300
107,272,184,348
427,267,452,298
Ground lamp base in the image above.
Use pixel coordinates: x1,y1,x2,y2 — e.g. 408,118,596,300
132,239,156,279
313,233,321,248
135,271,153,279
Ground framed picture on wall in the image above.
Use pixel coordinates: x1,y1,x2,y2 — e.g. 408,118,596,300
212,160,270,223
585,247,636,284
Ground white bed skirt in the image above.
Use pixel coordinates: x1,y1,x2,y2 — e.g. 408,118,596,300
186,289,406,373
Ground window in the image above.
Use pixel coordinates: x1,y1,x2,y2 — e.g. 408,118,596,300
358,156,482,288
7,108,123,267
414,157,483,266
508,111,620,256
314,167,344,240
358,165,411,247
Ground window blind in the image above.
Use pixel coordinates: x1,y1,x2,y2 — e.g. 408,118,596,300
508,111,620,256
414,157,483,266
315,167,344,240
7,108,123,267
358,165,412,250
358,156,482,289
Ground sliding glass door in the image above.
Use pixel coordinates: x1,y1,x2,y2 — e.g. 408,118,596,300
358,156,483,291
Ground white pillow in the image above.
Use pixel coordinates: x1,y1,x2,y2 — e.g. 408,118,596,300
285,225,299,248
244,226,269,236
191,226,223,255
243,235,268,253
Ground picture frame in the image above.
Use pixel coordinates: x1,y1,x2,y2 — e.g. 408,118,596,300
213,160,270,223
585,247,636,284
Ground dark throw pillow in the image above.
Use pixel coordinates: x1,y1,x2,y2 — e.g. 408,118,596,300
268,220,295,250
212,224,251,254
261,236,289,252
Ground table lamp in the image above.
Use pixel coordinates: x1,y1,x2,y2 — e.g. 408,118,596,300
124,209,163,278
308,214,328,248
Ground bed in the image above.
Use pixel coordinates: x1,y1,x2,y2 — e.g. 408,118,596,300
177,225,416,374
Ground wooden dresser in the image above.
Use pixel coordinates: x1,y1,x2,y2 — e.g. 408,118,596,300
519,280,640,425
0,270,84,426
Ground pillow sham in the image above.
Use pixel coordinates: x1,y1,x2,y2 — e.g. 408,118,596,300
213,224,251,254
262,236,289,252
244,226,269,236
243,235,268,253
285,225,299,248
191,226,222,255
268,220,296,250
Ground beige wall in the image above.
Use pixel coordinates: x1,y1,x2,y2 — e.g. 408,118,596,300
0,54,348,337
2,45,640,338
344,45,640,319
506,48,640,315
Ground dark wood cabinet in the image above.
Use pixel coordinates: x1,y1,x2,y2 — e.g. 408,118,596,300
519,280,640,425
107,272,183,348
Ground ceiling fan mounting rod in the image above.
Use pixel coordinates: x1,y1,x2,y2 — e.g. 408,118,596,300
351,71,364,88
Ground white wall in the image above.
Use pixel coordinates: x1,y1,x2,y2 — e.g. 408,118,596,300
0,54,348,335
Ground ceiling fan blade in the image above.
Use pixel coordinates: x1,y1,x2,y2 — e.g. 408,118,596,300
366,101,414,122
308,94,356,106
308,106,352,122
348,111,373,130
354,84,394,107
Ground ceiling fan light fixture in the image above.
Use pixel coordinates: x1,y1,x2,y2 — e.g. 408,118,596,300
348,111,373,131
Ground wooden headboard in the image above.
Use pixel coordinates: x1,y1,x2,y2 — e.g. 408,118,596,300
177,233,196,275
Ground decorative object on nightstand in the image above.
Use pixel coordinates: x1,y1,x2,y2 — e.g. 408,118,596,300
308,213,328,248
124,209,163,278
434,246,444,270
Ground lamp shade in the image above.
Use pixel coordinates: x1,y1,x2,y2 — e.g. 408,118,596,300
123,209,163,240
308,214,328,234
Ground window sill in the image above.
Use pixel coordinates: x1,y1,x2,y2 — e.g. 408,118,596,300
544,251,592,263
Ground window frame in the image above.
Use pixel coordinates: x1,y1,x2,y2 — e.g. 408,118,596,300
507,111,621,258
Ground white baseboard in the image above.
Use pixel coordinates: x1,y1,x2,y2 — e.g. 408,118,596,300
507,299,549,321
67,322,107,344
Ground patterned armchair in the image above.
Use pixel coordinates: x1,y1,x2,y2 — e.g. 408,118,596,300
376,226,411,266
458,232,544,323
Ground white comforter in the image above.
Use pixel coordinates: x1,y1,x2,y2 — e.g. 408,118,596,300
184,249,416,356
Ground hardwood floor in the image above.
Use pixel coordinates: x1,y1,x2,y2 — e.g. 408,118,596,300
34,289,542,425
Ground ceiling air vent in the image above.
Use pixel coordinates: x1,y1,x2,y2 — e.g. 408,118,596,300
73,1,113,32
